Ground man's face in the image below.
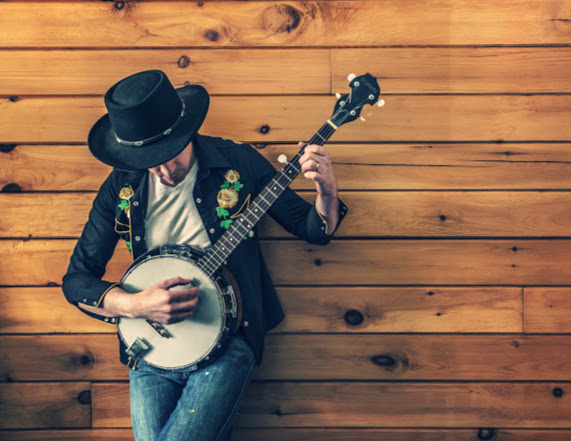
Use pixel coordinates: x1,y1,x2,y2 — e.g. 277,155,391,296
148,142,195,187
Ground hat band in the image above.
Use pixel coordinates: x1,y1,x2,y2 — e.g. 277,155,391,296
114,101,186,147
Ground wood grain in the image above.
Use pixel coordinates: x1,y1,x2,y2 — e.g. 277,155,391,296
1,95,570,144
3,191,570,238
2,47,570,95
0,383,91,429
8,334,571,382
524,288,571,333
0,49,330,96
4,428,571,441
0,287,113,334
91,381,571,428
0,286,520,334
332,47,571,94
3,239,571,286
4,143,571,192
0,1,568,48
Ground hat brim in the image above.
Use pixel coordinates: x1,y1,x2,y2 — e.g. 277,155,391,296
88,85,209,171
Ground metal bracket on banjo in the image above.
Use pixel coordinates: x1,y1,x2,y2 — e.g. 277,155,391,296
126,337,151,364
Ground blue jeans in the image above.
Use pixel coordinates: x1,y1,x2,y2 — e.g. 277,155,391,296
129,334,257,441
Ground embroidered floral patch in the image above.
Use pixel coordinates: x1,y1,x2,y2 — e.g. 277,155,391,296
216,170,245,230
117,186,134,253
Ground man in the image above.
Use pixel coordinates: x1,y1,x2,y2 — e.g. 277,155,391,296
63,70,347,441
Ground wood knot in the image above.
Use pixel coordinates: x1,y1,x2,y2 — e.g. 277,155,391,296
79,354,94,368
513,341,519,347
259,125,270,134
77,390,91,405
512,246,518,252
261,4,302,34
114,1,125,10
178,55,190,68
253,143,267,149
553,387,564,398
2,183,22,193
371,353,410,372
314,259,322,266
439,215,446,221
204,29,220,41
0,144,17,153
344,309,364,326
477,428,496,440
426,291,434,296
198,1,203,6
9,96,19,103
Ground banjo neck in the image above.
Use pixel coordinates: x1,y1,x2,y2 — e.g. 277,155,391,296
197,121,337,277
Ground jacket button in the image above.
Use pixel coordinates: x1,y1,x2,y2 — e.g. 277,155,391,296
196,198,202,204
209,228,215,234
133,201,139,207
243,321,249,327
135,236,141,241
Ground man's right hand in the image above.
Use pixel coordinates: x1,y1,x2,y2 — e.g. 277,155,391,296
80,276,199,325
130,277,199,324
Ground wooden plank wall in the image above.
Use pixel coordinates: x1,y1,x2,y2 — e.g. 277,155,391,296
1,1,571,440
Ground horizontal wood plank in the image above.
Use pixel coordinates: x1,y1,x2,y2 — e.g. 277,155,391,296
11,334,571,382
1,96,570,144
4,191,570,238
0,286,520,334
92,381,571,428
0,49,330,96
524,288,571,333
2,48,571,95
0,430,133,441
4,428,571,441
332,48,571,94
3,239,571,286
0,382,91,429
4,143,571,192
0,1,569,48
0,287,113,334
276,287,522,333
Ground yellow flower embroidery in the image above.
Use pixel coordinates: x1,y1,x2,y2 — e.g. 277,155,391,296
119,187,135,200
224,170,240,184
217,189,239,209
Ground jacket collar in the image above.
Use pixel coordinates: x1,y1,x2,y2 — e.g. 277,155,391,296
194,133,231,178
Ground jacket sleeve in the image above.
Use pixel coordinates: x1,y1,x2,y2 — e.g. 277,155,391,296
62,172,122,323
246,145,348,245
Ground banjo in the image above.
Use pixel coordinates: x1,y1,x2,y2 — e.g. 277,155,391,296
118,73,382,370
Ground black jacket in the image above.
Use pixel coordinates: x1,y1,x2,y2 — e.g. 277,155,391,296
63,134,347,365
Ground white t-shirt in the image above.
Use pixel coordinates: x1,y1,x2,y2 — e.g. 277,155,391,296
144,160,212,251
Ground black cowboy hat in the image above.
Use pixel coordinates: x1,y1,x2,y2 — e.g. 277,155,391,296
88,70,209,171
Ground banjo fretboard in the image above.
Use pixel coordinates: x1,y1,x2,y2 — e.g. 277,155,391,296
197,121,337,277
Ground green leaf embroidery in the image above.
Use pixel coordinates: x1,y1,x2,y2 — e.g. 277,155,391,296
232,181,243,191
220,219,233,229
118,199,130,211
216,206,229,218
220,181,231,189
126,241,132,254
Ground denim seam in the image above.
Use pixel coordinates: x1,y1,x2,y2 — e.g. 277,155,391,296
214,358,257,441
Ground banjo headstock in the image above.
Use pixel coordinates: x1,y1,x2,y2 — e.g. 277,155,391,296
329,73,383,128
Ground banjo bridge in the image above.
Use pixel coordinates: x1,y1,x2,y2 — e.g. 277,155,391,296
146,319,171,338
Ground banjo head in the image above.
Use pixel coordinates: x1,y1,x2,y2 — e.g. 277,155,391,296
117,245,238,371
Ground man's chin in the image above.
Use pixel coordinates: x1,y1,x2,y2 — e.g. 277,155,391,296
160,177,180,187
